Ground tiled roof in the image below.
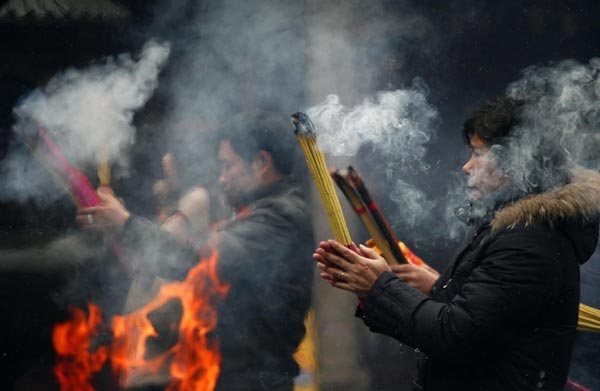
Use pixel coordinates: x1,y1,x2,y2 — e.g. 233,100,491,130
0,0,129,23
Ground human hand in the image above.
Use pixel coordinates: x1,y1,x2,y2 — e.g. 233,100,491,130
76,186,130,233
162,187,211,243
313,240,391,298
390,263,440,294
153,153,181,201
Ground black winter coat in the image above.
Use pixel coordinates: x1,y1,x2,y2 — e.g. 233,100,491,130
118,178,314,391
358,168,600,391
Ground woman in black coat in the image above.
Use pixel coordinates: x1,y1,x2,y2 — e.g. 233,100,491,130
314,97,600,391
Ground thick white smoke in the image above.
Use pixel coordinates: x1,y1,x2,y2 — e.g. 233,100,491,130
16,40,170,169
1,40,170,203
505,57,600,192
306,78,439,229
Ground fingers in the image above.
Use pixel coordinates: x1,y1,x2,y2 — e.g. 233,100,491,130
96,188,117,203
75,211,104,230
315,247,350,270
330,280,355,293
390,264,416,273
317,264,355,292
97,186,114,195
358,244,384,260
75,214,91,227
316,261,336,282
424,264,440,276
313,252,327,264
162,153,176,177
318,240,334,253
327,240,361,264
78,206,102,215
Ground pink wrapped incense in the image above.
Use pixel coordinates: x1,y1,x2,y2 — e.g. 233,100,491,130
15,118,100,208
37,128,101,208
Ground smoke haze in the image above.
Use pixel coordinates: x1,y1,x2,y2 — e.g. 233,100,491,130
0,40,169,204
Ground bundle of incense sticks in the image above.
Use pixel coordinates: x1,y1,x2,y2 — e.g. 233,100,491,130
578,303,600,333
97,146,111,187
291,112,354,248
14,118,101,208
332,167,408,265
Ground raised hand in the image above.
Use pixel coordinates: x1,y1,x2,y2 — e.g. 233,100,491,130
76,186,130,233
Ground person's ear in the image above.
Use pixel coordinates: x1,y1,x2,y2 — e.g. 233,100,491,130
252,150,273,176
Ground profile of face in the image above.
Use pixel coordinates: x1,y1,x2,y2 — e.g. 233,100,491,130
218,139,260,206
462,133,507,199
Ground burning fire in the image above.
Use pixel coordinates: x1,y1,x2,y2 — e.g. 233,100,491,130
52,303,108,391
52,249,230,391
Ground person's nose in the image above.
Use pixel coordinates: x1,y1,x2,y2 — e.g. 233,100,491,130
462,158,473,175
218,169,227,187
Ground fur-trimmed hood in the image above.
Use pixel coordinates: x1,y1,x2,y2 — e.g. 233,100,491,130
491,167,600,264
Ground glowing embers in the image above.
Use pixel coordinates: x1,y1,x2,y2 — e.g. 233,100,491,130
52,249,230,391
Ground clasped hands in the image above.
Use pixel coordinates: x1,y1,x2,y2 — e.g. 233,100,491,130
313,240,440,298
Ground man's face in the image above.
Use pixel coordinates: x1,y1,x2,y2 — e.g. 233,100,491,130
462,133,507,199
218,140,259,205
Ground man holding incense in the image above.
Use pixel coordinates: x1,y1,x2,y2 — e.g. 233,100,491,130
314,96,600,391
77,111,313,391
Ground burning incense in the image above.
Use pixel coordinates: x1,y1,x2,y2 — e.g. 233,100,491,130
345,167,407,264
15,118,100,208
291,112,353,246
97,146,111,186
332,168,401,265
578,303,600,333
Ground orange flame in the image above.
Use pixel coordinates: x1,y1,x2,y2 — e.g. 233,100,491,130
53,249,230,391
52,303,108,391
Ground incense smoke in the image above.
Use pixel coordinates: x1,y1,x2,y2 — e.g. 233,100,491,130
307,57,600,242
505,57,600,188
0,40,170,204
306,79,439,231
18,40,170,169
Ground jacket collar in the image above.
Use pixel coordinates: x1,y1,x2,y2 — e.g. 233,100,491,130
234,177,292,211
491,167,600,231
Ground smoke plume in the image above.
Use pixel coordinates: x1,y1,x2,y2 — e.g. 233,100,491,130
0,40,170,204
505,57,600,190
306,78,439,231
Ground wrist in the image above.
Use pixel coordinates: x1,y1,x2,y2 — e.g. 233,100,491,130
116,210,131,227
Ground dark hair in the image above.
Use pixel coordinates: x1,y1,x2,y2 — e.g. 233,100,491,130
464,96,571,193
462,96,524,146
220,111,296,175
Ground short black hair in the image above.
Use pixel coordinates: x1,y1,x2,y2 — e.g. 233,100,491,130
463,96,524,146
464,96,571,193
220,111,296,175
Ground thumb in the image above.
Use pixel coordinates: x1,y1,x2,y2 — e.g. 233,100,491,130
96,186,117,204
359,244,381,260
97,185,115,195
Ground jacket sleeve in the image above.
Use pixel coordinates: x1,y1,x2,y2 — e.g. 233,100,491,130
360,226,562,363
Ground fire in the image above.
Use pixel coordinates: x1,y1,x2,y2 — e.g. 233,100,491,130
52,249,230,391
52,303,108,391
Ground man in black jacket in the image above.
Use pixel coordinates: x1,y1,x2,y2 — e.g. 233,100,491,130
314,97,600,391
78,112,314,391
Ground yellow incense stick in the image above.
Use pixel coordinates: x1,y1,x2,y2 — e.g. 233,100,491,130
292,113,352,246
577,303,600,333
97,147,111,186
